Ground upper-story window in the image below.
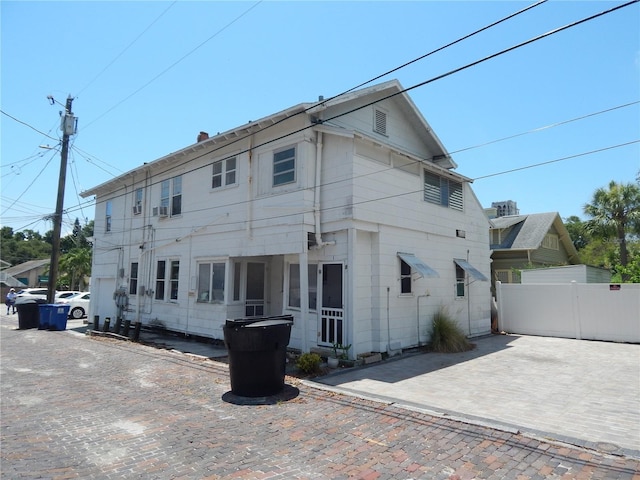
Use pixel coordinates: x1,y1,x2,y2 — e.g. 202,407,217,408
273,146,296,186
373,107,387,136
424,170,463,211
105,201,112,232
133,188,143,215
212,158,236,189
161,176,182,216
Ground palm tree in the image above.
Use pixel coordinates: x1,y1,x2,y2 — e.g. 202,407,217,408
58,248,92,290
583,181,640,273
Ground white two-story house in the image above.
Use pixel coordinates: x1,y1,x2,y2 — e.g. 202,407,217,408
81,80,491,358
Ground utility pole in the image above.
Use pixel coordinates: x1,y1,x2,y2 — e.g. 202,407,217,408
47,95,76,303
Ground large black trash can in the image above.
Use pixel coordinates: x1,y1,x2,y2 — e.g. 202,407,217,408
16,298,45,330
223,316,293,397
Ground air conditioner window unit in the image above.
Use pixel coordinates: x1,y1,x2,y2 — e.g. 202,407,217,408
159,206,169,217
152,206,159,217
132,205,142,215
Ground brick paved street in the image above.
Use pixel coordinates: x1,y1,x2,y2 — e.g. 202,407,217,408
1,321,639,479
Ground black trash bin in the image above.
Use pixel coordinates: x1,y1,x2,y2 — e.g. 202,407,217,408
15,298,45,330
223,315,293,397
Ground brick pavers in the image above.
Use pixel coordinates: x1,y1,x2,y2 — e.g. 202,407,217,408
1,323,639,479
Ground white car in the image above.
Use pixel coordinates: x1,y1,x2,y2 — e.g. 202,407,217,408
15,289,83,302
60,292,90,319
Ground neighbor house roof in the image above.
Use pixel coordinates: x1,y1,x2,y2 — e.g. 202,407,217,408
490,212,580,263
3,259,50,276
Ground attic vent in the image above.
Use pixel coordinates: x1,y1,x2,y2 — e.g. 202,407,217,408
374,108,387,136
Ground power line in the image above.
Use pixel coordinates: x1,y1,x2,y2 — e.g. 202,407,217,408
80,0,558,208
449,101,640,155
0,110,59,141
76,2,178,97
473,140,640,180
83,1,263,130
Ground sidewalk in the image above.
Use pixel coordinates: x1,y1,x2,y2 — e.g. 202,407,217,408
310,334,640,458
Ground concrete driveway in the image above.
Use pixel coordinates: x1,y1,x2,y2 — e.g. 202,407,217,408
311,334,640,458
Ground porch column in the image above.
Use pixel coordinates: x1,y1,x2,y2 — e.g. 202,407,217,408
299,251,309,353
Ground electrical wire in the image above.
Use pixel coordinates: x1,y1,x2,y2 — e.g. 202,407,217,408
449,101,640,155
83,1,263,130
76,2,178,97
0,110,59,142
78,0,639,214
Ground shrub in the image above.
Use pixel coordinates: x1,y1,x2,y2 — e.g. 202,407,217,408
430,307,472,353
296,352,322,374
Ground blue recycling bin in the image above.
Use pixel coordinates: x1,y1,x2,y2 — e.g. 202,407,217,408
38,304,53,330
38,304,70,331
49,304,70,331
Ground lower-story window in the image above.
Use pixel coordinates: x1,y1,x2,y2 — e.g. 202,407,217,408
155,260,179,300
197,262,226,303
288,263,317,309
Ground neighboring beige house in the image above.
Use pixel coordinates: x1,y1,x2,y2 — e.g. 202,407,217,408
81,80,492,357
490,212,580,287
1,259,49,289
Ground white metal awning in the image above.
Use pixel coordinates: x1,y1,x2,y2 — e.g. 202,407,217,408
454,258,488,282
397,253,439,278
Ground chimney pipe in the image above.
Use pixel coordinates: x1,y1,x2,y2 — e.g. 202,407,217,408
197,131,209,142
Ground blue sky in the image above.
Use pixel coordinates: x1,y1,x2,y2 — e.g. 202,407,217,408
2,1,639,236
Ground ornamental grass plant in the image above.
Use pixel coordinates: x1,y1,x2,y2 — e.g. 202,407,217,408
429,307,473,353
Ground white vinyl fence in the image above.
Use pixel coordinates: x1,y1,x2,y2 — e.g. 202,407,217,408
495,281,640,343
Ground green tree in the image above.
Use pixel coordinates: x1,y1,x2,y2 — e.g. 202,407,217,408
564,215,591,251
583,181,640,273
58,247,92,290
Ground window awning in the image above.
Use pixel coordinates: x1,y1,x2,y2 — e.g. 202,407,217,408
397,253,439,278
454,259,488,282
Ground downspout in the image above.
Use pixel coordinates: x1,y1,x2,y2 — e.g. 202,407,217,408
313,131,335,249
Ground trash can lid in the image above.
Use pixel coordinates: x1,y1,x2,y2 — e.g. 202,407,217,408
244,319,293,328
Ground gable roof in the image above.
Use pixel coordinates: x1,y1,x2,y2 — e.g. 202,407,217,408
3,259,50,276
490,212,580,262
81,79,456,198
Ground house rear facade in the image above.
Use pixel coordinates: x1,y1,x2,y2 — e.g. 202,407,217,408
81,80,491,358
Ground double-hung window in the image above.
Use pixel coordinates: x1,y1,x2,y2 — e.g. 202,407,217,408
288,263,317,310
273,146,295,186
455,264,466,297
160,176,182,216
105,201,112,232
212,158,236,189
129,262,138,295
197,262,226,303
155,260,179,301
400,259,412,294
133,188,143,214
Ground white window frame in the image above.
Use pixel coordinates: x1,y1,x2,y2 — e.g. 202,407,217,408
155,259,179,301
105,201,112,233
273,146,296,186
129,262,138,295
400,259,412,294
455,264,465,298
197,261,226,304
160,176,182,216
212,157,237,189
134,188,143,214
288,263,318,310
